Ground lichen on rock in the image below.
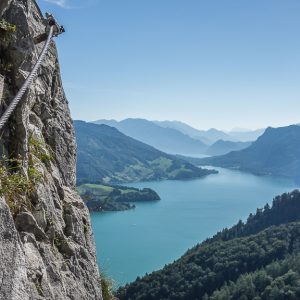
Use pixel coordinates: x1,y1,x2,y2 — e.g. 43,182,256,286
0,1,102,299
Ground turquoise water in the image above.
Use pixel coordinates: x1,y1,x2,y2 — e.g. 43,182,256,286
90,167,298,287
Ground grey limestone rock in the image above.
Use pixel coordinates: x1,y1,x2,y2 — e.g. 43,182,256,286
0,0,103,299
0,0,12,17
0,197,28,300
0,75,4,102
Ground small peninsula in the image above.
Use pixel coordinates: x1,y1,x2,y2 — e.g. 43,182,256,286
78,184,161,212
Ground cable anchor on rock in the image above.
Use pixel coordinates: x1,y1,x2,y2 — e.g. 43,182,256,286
0,13,64,131
45,13,65,37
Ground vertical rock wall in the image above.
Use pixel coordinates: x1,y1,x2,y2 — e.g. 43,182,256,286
0,74,4,102
0,1,103,299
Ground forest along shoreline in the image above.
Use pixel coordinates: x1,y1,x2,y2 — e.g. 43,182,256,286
89,167,298,287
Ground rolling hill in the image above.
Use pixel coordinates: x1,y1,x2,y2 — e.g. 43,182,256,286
74,121,216,184
199,125,300,182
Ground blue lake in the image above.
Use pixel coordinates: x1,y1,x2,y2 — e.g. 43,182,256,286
90,167,298,287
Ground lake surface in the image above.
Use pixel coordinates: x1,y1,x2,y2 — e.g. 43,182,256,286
90,167,298,287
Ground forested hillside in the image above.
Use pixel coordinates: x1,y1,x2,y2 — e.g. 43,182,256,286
117,190,300,300
75,121,216,184
199,125,300,182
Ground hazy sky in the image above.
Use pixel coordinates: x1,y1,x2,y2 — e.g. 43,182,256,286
38,0,300,130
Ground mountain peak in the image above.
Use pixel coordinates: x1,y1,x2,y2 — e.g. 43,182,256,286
200,124,300,181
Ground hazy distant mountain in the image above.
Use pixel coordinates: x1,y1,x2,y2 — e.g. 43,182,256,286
154,120,235,144
205,140,252,156
93,119,265,155
93,118,207,155
199,125,300,182
75,121,216,184
93,119,119,128
204,128,238,143
155,120,265,143
230,127,252,132
228,128,265,142
153,120,211,144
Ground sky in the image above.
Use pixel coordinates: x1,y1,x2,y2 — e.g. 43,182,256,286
37,0,300,130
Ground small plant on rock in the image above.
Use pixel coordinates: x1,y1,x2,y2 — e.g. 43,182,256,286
0,156,33,215
0,19,16,33
29,136,54,167
100,275,117,300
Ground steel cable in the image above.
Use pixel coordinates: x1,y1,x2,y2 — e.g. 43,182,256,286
0,25,54,130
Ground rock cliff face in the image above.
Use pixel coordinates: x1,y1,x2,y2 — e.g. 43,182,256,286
0,1,102,299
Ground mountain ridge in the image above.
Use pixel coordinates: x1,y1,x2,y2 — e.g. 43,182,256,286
75,120,216,184
149,119,263,144
93,118,208,155
198,125,300,182
205,139,252,156
93,118,264,155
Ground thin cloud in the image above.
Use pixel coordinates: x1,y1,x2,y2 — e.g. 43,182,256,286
42,0,97,9
43,0,68,8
